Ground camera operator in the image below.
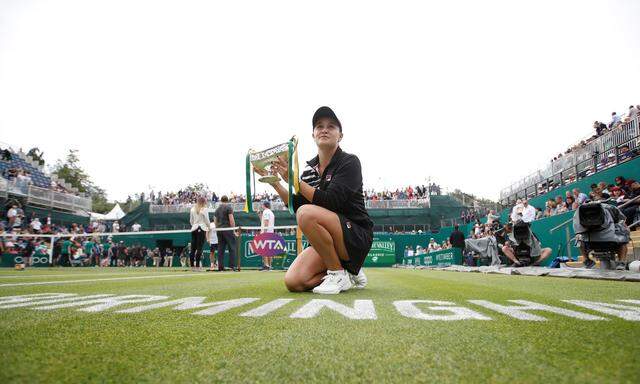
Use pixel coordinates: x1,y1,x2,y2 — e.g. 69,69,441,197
573,202,630,269
501,220,551,267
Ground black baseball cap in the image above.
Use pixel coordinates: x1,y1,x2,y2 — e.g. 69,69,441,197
312,106,342,131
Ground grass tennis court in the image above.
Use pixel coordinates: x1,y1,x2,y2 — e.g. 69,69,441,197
1,268,639,383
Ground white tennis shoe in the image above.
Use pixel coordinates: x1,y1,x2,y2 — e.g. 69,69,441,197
350,268,367,289
312,270,352,294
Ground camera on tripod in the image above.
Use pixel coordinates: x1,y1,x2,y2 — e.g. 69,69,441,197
511,221,533,265
573,202,630,270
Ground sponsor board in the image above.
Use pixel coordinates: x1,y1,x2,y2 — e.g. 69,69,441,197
1,254,50,268
364,238,396,267
403,248,463,267
250,232,287,257
1,293,639,321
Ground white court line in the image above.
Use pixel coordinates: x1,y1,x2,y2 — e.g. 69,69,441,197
0,273,207,287
0,272,170,279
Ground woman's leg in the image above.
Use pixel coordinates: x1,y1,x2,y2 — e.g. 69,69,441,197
284,246,327,292
195,230,204,267
190,230,198,267
296,205,349,271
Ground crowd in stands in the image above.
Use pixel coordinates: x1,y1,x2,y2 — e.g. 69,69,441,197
136,183,442,206
364,183,440,201
403,238,453,258
508,174,640,229
551,104,639,163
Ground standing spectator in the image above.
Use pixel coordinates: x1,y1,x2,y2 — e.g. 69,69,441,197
189,196,210,271
510,199,524,223
152,247,161,267
629,105,638,119
30,217,42,233
214,195,237,271
117,241,127,267
609,112,621,128
520,199,536,223
180,243,191,268
163,247,174,267
260,200,275,271
83,237,96,266
449,224,466,252
22,238,35,267
112,221,120,233
131,222,141,232
60,237,73,266
7,204,17,228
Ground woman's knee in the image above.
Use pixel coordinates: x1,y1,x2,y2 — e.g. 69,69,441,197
284,272,306,292
296,205,318,229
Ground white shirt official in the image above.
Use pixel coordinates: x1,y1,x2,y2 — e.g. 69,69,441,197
261,208,275,233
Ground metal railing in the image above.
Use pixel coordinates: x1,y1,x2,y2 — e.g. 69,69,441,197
499,115,640,206
149,197,432,214
1,183,93,211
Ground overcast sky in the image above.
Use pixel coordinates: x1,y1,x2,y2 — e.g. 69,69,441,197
1,0,639,202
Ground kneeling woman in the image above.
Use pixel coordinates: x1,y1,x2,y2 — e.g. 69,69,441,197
257,106,373,294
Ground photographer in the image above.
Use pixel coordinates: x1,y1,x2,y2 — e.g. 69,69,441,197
501,221,551,267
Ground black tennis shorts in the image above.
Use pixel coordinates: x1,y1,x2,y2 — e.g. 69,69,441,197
337,214,373,275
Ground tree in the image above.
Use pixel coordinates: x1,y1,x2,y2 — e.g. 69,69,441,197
51,149,114,213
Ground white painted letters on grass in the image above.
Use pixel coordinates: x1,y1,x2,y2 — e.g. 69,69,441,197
564,300,640,321
394,300,491,320
469,300,606,321
240,299,294,317
117,297,259,316
34,295,168,312
0,293,78,308
290,299,377,319
2,293,640,321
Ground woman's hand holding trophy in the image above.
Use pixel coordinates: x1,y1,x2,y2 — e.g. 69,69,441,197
254,156,288,184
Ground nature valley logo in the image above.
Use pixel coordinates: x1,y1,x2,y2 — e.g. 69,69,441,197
372,241,395,251
250,233,287,257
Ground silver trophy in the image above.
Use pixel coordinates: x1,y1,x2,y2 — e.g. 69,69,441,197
249,140,294,184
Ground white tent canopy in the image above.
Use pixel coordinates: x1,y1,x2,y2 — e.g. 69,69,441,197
91,203,126,221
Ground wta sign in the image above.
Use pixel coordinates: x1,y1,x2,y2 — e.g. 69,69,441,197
250,233,287,257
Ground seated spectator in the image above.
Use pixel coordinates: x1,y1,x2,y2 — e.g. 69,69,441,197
555,196,568,214
598,181,611,196
427,239,438,253
615,176,633,195
565,196,577,210
589,185,610,201
618,145,632,162
611,186,625,203
544,199,557,217
573,188,588,205
485,209,500,225
619,180,640,228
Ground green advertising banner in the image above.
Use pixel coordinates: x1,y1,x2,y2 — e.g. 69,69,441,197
364,236,396,267
239,235,306,270
237,234,397,270
1,253,50,268
402,248,462,268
